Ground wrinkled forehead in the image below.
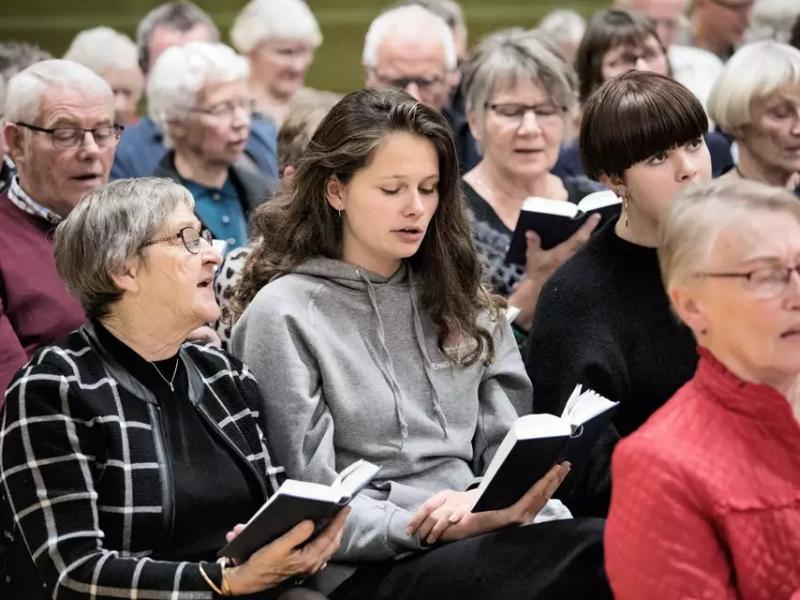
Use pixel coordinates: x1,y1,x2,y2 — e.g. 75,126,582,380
377,34,448,76
709,211,800,266
37,84,115,125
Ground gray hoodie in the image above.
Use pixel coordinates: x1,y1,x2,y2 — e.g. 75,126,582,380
232,257,560,562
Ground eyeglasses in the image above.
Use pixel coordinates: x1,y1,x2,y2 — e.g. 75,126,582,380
15,122,123,150
189,98,255,120
485,102,566,125
693,265,800,298
141,226,213,254
370,69,447,91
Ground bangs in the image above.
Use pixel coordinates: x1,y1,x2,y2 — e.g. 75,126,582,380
581,72,708,179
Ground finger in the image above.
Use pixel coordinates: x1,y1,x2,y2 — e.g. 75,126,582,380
524,230,542,249
225,523,247,542
273,519,316,552
407,494,447,535
427,513,458,544
305,509,348,555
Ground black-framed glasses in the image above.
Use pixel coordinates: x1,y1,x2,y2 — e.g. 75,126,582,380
141,226,213,254
693,265,800,298
370,69,447,91
189,98,255,119
15,122,123,150
485,102,567,123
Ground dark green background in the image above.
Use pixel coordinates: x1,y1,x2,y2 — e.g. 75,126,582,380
1,1,606,93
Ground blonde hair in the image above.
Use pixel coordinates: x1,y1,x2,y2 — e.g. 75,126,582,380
708,41,800,135
658,178,800,293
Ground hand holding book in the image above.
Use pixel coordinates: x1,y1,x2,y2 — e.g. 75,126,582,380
406,462,570,545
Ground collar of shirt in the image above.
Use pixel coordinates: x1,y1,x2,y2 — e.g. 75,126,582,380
7,176,62,224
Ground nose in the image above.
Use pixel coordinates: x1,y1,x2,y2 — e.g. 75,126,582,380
231,104,251,128
674,147,700,182
77,131,102,157
202,238,223,266
404,189,426,216
517,109,542,135
405,82,423,102
634,56,650,71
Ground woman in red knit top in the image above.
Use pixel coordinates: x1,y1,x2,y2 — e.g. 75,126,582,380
606,178,800,599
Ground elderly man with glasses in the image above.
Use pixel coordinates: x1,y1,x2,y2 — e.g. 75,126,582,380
150,42,276,253
0,59,119,395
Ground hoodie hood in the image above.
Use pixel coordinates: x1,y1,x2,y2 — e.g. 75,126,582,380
292,256,447,444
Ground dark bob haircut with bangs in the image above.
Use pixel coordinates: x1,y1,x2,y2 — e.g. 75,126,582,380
580,70,708,180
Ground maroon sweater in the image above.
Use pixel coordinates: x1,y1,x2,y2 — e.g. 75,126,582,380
0,192,84,397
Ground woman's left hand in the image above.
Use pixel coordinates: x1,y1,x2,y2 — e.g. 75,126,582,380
406,489,479,544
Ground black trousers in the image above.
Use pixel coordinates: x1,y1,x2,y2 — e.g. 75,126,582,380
330,518,610,600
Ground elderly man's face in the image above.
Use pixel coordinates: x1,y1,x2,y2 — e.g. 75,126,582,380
694,0,754,53
251,38,316,101
629,0,686,48
5,86,115,216
675,212,800,392
366,35,452,111
171,78,251,168
147,24,215,74
101,67,145,127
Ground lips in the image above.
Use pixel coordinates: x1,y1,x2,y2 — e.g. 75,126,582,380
780,327,800,339
394,226,423,233
197,276,213,289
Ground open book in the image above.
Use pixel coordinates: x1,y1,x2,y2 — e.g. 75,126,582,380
218,460,381,562
505,190,621,265
470,385,618,513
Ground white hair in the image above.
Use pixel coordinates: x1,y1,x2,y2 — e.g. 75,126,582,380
4,59,113,124
362,5,457,70
64,27,139,74
745,0,800,44
147,42,250,132
538,9,587,48
708,41,800,135
231,0,322,54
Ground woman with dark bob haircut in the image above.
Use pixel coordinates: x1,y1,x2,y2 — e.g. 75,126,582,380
230,87,611,599
525,71,712,518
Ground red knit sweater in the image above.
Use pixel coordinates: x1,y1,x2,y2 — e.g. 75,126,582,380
0,192,84,397
606,348,800,599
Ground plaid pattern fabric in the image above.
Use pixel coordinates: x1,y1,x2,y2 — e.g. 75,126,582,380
0,326,283,599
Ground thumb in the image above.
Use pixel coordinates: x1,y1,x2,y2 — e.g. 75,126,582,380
273,519,316,551
525,230,542,250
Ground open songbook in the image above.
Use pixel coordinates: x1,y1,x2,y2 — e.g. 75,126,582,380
505,190,621,264
219,460,381,562
470,385,618,513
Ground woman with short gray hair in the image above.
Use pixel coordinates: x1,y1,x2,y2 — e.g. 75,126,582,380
606,177,800,598
708,40,800,195
231,0,323,126
461,28,603,337
0,177,343,599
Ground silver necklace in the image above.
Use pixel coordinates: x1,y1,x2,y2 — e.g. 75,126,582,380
150,357,179,392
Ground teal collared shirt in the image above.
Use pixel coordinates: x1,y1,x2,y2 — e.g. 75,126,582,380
182,177,248,251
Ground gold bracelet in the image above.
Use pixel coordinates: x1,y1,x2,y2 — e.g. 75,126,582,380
198,561,225,596
221,567,233,596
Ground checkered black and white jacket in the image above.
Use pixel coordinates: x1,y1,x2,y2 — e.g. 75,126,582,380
0,323,283,599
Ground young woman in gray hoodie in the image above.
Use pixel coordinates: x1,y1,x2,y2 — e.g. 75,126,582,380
230,88,610,599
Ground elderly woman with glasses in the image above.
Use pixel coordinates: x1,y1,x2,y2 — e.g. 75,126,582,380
0,177,344,599
605,178,800,599
461,28,604,336
149,42,276,253
709,40,800,196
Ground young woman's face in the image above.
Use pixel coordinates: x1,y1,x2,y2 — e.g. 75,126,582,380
623,136,712,226
329,131,440,277
601,35,670,81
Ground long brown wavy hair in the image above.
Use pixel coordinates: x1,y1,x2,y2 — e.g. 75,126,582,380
231,87,505,365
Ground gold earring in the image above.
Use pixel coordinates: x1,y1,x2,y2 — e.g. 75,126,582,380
619,191,629,228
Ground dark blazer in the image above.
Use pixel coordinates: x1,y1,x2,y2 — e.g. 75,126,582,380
0,323,283,599
153,150,277,228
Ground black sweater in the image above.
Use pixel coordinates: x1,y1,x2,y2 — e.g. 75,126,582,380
524,217,698,517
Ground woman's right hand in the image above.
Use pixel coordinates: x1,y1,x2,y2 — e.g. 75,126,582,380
223,507,350,596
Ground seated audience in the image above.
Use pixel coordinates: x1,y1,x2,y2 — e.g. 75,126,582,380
685,0,754,61
63,26,145,126
230,87,610,600
606,178,800,599
231,0,323,127
0,177,343,599
149,42,276,251
363,4,480,171
0,59,118,395
708,40,800,195
556,9,732,178
461,28,602,334
112,2,279,180
525,71,711,517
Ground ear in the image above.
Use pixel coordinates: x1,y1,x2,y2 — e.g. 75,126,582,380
108,256,143,295
325,176,345,211
4,122,25,164
281,165,296,179
598,173,625,197
669,284,710,337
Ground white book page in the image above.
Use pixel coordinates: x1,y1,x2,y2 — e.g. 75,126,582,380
333,460,381,499
521,196,580,218
562,388,618,425
576,190,621,212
